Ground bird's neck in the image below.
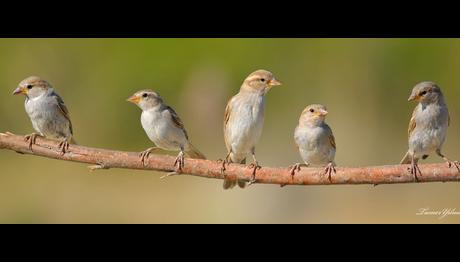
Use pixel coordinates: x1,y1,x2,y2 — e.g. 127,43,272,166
300,119,325,128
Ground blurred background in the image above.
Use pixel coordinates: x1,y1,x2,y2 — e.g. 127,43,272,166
0,38,459,223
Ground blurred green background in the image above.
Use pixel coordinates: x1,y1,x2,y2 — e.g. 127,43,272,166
0,38,459,223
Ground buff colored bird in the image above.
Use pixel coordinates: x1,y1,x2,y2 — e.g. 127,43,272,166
128,90,205,175
222,69,281,189
13,76,75,154
290,104,336,182
400,81,459,181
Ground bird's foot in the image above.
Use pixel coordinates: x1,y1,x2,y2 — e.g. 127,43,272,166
282,163,309,187
139,147,158,166
446,160,460,173
408,162,422,182
288,163,309,177
24,133,42,151
247,162,261,186
58,139,70,155
323,163,337,183
173,151,185,173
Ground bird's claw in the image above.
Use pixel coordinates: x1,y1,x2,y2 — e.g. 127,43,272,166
58,140,70,155
173,152,185,173
220,159,229,175
289,163,301,177
447,160,460,173
24,133,40,151
246,163,261,186
139,147,158,167
408,163,422,182
323,163,336,183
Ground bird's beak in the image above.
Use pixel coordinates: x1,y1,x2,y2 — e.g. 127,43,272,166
318,109,328,116
408,93,418,101
127,95,141,104
268,78,282,87
13,86,26,95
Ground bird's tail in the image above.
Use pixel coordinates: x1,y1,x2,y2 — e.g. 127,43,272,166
400,151,411,164
223,157,247,190
186,143,206,160
70,137,78,145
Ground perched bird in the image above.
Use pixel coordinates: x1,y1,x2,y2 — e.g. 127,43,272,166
290,104,336,182
222,69,281,189
400,81,459,181
13,76,75,154
127,90,205,174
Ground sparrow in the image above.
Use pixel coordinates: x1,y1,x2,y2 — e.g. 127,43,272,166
400,81,459,181
222,69,281,189
13,76,75,154
290,104,336,182
127,90,206,175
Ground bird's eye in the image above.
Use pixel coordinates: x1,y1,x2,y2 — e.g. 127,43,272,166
260,78,265,82
26,84,33,89
142,93,148,98
309,109,314,113
420,91,427,96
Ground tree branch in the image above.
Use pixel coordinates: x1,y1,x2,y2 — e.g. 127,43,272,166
1,132,459,186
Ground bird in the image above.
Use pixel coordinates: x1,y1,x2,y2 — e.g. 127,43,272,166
290,104,336,182
13,76,75,154
127,89,206,175
221,69,281,189
400,81,459,181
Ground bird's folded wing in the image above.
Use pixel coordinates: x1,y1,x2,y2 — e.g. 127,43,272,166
51,91,73,135
408,110,417,138
164,105,188,140
329,134,336,149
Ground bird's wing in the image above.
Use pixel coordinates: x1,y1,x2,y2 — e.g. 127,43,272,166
164,105,188,140
324,124,336,149
408,109,417,138
223,97,235,152
329,133,336,149
50,91,73,135
448,113,451,127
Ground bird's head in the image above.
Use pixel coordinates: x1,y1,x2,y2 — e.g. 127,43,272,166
13,76,52,99
127,89,163,111
300,104,329,125
408,81,443,104
241,69,281,93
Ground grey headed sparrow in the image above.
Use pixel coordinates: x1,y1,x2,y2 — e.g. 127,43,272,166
13,76,75,154
222,69,281,189
400,81,458,181
290,104,336,182
127,90,205,175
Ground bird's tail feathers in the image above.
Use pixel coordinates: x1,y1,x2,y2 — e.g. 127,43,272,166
70,137,78,145
222,157,247,190
400,151,411,164
186,143,206,159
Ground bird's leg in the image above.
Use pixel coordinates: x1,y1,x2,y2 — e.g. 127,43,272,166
24,133,43,151
323,162,337,183
174,149,185,173
436,149,460,172
220,151,232,174
139,146,159,166
247,149,261,186
408,155,422,182
58,138,71,155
